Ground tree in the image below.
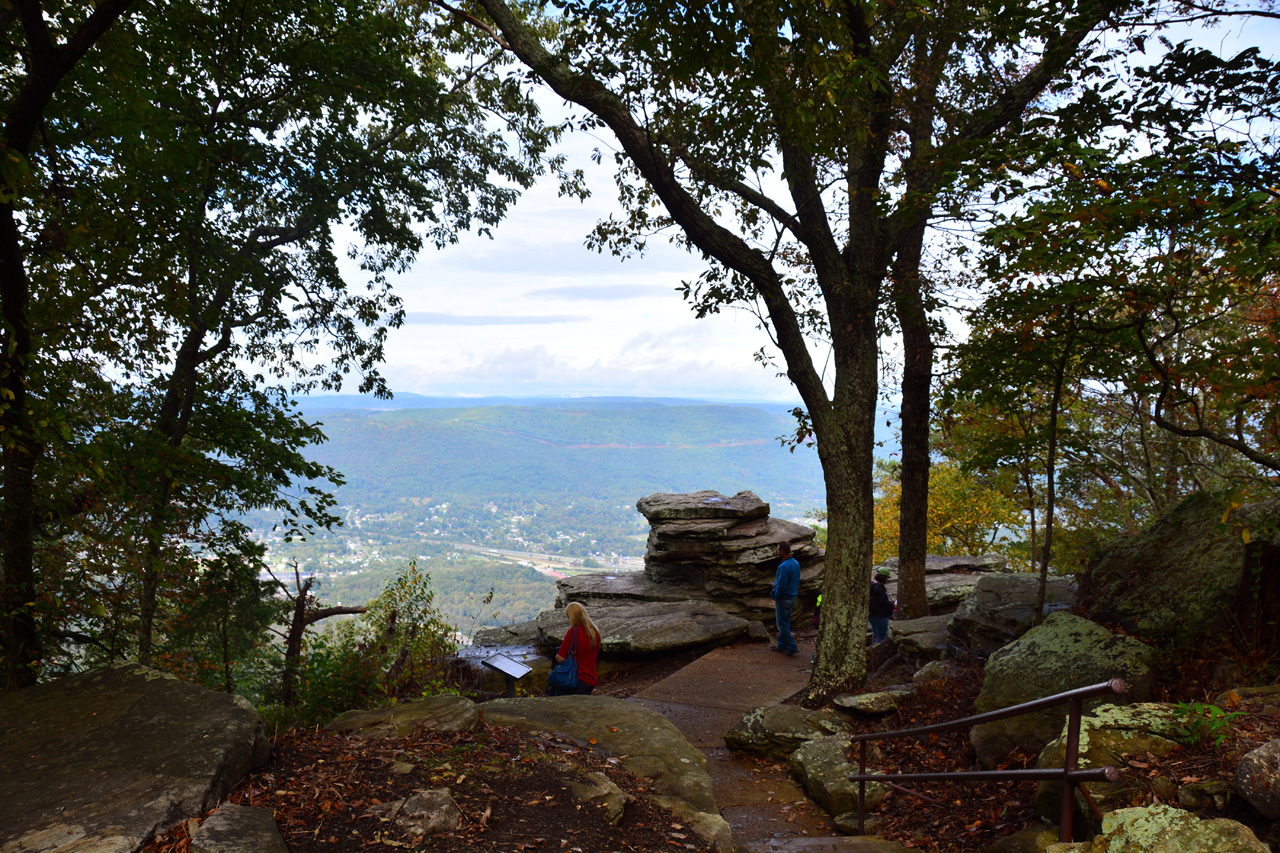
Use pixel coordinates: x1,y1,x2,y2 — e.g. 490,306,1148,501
1,0,570,685
456,0,1153,699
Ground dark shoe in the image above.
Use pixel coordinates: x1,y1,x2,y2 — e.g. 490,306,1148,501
785,649,800,657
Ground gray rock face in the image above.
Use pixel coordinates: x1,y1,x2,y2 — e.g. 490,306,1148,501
1083,493,1280,642
723,705,853,761
1044,803,1268,853
948,573,1075,655
535,599,749,655
0,664,270,853
325,695,480,737
970,613,1154,769
789,735,888,818
191,804,288,853
1235,738,1280,820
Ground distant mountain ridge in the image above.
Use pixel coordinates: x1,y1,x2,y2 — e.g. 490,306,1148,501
303,400,829,509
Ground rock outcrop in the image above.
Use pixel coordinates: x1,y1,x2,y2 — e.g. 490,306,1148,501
1082,492,1280,642
0,664,270,853
789,735,888,819
970,613,1154,768
947,573,1075,656
190,804,288,853
557,490,823,624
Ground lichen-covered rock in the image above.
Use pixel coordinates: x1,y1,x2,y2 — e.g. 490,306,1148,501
636,490,771,522
834,686,917,715
948,574,1075,656
326,695,479,738
1235,738,1280,820
535,599,749,655
1082,492,1280,642
1044,803,1268,852
789,735,888,818
190,804,287,853
1034,703,1183,833
970,613,1154,769
0,664,270,853
724,704,853,761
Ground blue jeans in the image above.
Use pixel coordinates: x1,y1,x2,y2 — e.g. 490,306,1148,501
774,594,798,653
870,616,890,644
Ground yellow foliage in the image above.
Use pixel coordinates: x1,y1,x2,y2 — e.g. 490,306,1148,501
873,460,1023,565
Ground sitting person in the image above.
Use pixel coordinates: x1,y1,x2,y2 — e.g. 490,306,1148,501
548,602,601,695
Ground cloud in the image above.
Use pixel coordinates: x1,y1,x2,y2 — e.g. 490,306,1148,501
524,284,671,301
402,312,589,325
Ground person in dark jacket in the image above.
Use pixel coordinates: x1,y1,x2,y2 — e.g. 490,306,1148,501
869,566,894,644
771,542,801,656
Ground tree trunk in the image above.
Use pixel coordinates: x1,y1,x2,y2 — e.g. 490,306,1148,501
0,206,39,689
894,269,933,621
1037,322,1074,623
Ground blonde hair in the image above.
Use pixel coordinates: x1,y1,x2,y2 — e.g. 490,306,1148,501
566,601,601,647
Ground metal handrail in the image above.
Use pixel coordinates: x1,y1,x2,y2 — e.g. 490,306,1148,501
847,677,1128,843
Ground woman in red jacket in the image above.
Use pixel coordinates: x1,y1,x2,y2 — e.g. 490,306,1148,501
548,602,601,695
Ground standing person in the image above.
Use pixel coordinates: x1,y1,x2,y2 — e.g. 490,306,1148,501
548,601,602,695
771,541,801,656
869,567,894,644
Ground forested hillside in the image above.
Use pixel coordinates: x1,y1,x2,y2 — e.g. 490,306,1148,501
256,398,832,628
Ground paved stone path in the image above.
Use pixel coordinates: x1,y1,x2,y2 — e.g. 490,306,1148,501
627,638,839,849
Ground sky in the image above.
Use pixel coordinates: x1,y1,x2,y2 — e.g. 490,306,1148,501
368,129,803,404
347,13,1279,408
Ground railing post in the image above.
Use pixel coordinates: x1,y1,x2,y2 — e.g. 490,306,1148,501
1059,695,1084,843
858,738,867,835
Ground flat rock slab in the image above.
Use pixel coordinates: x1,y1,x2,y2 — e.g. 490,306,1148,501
638,490,770,521
536,599,750,655
556,571,703,606
0,664,270,853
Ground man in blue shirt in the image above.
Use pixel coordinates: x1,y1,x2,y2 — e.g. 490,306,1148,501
771,541,801,656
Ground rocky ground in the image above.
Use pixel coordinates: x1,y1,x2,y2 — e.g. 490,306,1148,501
141,648,1280,853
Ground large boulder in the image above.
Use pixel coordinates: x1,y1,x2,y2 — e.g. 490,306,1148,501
1045,803,1268,852
0,664,270,853
1235,738,1280,820
1082,492,1280,642
724,705,853,761
535,599,750,655
1034,703,1184,834
948,573,1076,656
970,613,1155,768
